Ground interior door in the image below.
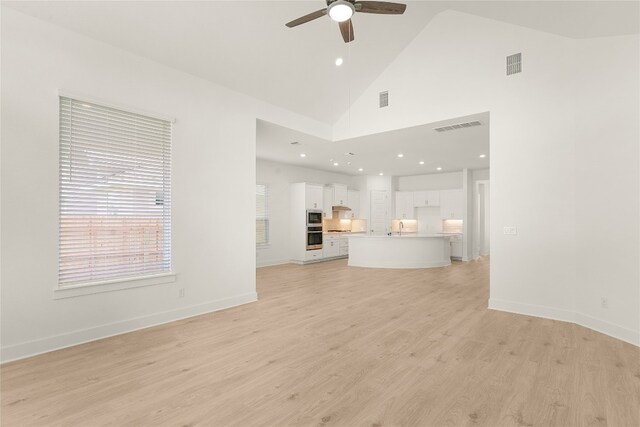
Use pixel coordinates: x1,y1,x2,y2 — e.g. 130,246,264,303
370,190,388,235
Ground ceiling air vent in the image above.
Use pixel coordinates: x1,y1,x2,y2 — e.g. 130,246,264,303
379,91,389,108
506,52,522,75
434,120,482,133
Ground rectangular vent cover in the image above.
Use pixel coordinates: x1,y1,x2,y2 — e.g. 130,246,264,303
434,120,482,133
507,53,522,75
379,91,389,108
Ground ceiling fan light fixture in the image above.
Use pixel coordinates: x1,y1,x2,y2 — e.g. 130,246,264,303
328,1,355,22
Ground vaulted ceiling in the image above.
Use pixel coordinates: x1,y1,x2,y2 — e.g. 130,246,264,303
4,1,638,124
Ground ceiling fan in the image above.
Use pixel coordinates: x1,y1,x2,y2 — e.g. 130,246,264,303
285,0,407,43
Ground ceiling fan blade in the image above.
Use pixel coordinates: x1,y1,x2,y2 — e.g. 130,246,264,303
339,19,355,43
354,1,406,14
285,9,327,28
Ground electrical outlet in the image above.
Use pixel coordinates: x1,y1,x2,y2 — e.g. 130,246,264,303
503,226,518,235
178,288,185,298
601,297,608,309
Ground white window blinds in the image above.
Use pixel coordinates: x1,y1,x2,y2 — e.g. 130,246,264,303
59,96,172,286
256,184,269,245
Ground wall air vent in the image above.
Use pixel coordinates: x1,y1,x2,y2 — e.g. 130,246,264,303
506,52,522,75
379,91,389,108
434,120,482,133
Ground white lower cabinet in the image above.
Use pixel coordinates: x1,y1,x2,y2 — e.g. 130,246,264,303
339,236,349,256
305,249,323,261
324,236,340,258
323,234,349,259
449,235,463,259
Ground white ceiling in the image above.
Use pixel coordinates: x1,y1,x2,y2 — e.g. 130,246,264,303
5,1,638,124
257,112,490,176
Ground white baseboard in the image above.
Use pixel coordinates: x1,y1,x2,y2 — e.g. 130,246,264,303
256,259,291,268
488,298,575,323
1,292,258,363
574,312,640,347
489,298,639,347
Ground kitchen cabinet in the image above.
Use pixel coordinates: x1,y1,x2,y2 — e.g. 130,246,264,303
440,189,464,220
339,236,349,256
347,190,360,219
305,249,323,261
323,235,340,258
449,234,463,259
305,184,323,210
322,187,333,219
395,191,415,219
334,184,348,206
413,190,440,207
326,183,348,206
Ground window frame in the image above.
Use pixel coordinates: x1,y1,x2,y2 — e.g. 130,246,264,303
55,91,176,298
256,183,270,247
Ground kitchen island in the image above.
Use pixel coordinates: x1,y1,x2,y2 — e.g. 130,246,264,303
348,234,452,269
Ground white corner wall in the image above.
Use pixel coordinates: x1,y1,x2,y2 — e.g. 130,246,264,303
255,159,357,267
333,11,639,345
0,8,331,362
572,35,640,343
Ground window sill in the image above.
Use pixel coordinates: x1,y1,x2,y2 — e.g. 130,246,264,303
53,272,176,299
256,244,271,249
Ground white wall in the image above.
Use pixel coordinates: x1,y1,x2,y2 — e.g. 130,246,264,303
333,11,639,344
397,171,463,191
255,159,357,267
572,35,640,341
0,8,331,362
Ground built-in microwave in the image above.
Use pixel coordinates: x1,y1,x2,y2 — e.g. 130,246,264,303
306,209,323,226
306,226,323,250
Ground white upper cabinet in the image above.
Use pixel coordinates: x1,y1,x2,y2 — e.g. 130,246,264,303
413,190,440,207
440,189,464,219
322,186,333,219
332,184,348,206
395,191,415,219
305,184,323,210
347,190,360,219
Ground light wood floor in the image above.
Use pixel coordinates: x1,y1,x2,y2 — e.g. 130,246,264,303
2,258,639,426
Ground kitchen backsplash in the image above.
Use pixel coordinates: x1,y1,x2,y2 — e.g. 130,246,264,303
442,219,464,234
391,219,418,233
323,218,368,232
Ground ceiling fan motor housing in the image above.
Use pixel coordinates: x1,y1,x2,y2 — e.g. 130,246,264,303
327,0,355,22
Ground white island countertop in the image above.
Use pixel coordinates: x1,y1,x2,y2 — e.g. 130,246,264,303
348,233,452,269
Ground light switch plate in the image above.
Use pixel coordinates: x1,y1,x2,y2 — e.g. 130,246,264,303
503,226,518,235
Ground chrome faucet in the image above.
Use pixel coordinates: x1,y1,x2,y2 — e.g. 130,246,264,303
399,221,404,236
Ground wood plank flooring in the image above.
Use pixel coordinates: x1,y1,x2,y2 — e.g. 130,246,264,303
2,258,639,426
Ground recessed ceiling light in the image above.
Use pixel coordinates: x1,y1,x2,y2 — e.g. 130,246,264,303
300,153,306,158
397,153,404,158
419,161,425,165
436,167,442,171
333,162,339,166
479,154,486,158
335,57,344,66
358,168,363,172
379,172,384,176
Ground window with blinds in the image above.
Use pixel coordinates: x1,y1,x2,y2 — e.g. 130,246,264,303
256,184,269,246
59,96,172,286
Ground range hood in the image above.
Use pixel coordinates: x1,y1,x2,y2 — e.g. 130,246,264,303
332,205,352,211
